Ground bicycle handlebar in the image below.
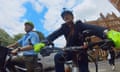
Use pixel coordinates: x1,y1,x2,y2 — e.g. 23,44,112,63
40,39,113,57
55,39,113,51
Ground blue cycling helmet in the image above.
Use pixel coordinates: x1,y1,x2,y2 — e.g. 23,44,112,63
61,9,73,19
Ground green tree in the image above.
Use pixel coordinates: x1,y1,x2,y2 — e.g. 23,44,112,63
13,33,24,41
0,28,14,46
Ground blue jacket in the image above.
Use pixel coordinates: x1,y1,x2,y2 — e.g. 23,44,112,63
47,21,106,47
18,31,39,55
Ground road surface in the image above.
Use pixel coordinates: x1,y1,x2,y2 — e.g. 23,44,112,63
42,55,120,72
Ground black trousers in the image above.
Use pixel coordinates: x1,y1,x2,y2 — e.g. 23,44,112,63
54,49,89,72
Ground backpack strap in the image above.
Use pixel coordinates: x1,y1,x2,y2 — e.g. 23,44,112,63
28,38,33,46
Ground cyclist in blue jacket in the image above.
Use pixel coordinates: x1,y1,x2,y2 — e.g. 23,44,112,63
7,21,40,72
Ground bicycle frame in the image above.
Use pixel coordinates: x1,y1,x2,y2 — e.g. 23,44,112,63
40,38,113,72
0,46,43,72
41,46,98,72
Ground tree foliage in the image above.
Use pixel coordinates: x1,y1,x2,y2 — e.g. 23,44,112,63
0,28,14,46
13,33,24,41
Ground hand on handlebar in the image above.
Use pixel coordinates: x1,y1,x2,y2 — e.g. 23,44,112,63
11,48,19,55
83,43,88,49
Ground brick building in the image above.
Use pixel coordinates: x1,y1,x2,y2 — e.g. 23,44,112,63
110,0,120,12
85,12,120,60
85,12,120,31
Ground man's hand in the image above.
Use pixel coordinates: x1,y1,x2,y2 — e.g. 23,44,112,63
11,48,19,55
34,43,46,53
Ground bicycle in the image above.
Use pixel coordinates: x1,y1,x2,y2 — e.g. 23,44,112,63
0,46,43,72
40,38,113,72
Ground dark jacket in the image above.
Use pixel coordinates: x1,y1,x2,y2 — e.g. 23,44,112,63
47,21,107,47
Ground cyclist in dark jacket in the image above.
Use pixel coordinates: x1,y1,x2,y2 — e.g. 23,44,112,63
34,10,107,72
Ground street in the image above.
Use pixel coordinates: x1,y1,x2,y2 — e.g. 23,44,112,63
43,58,120,72
95,58,120,72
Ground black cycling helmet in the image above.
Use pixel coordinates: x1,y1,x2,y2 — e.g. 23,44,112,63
24,21,34,29
61,9,73,19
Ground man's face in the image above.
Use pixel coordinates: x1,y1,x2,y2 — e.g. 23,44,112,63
24,24,33,32
63,14,73,23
